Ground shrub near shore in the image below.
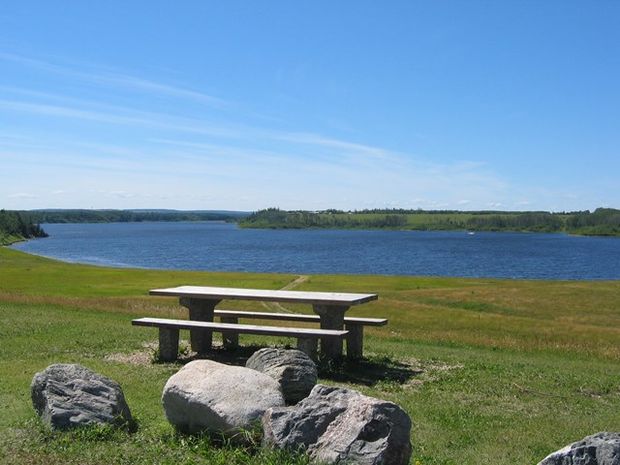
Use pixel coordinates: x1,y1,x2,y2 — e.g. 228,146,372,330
0,248,618,464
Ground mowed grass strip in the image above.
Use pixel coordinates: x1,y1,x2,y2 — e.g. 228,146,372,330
0,247,619,465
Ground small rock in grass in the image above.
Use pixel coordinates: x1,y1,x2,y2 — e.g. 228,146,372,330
31,363,132,430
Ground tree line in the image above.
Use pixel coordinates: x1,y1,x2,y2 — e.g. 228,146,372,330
0,210,48,245
240,207,620,236
240,208,408,229
17,209,246,224
464,212,564,232
564,208,620,235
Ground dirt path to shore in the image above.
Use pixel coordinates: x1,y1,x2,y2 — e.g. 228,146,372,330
261,274,310,313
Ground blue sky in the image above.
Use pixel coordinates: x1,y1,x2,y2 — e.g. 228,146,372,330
1,1,618,212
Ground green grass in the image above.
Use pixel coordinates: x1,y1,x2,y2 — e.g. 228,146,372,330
1,247,619,464
0,233,23,246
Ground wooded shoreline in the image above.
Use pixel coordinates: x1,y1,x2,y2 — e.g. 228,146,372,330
239,207,620,236
2,207,620,245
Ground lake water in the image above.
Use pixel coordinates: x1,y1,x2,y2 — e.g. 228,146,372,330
10,222,620,280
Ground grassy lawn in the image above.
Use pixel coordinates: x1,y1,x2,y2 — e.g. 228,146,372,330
1,247,619,464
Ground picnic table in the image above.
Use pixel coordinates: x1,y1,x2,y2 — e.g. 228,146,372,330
147,285,379,360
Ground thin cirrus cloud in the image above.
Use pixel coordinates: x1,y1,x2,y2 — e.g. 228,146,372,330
0,50,517,210
271,132,391,160
0,95,242,139
0,51,227,107
0,51,410,164
8,192,38,199
0,90,403,166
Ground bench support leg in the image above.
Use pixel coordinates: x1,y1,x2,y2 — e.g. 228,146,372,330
297,337,318,360
159,327,180,362
345,324,363,360
180,298,221,353
313,304,349,360
220,316,239,349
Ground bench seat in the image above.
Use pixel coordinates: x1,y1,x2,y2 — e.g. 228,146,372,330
213,309,387,326
132,317,348,361
213,310,387,359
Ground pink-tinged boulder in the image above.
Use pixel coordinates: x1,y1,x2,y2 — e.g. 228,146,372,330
263,384,412,465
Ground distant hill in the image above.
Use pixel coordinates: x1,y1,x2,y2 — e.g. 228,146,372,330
239,207,620,236
18,209,251,224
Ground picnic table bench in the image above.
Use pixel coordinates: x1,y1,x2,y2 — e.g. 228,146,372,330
132,317,349,361
134,286,383,361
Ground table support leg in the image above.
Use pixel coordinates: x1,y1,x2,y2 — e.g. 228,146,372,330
297,337,318,360
220,316,239,349
159,328,179,362
180,297,221,353
345,323,363,360
313,304,349,360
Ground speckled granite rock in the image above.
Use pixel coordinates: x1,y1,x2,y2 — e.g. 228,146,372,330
263,384,412,465
246,348,317,404
538,432,620,465
31,363,132,429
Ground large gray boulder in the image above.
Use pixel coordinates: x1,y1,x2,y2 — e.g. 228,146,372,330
246,348,317,404
162,360,285,435
538,432,620,465
262,384,412,465
31,363,132,430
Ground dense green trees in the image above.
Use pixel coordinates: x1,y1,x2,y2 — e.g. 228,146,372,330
565,208,620,235
241,208,408,229
0,210,47,244
3,208,619,240
19,209,246,224
465,213,564,232
240,208,620,236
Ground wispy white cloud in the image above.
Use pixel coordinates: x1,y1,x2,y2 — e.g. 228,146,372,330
1,51,545,211
0,98,242,139
0,51,227,107
0,132,29,140
0,59,404,168
107,190,136,199
89,73,227,107
0,99,151,125
0,92,407,166
8,192,38,199
273,132,390,160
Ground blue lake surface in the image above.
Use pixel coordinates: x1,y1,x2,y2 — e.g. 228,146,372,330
10,221,620,280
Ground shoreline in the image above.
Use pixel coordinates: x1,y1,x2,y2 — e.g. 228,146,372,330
0,235,27,247
12,216,620,237
239,224,620,237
